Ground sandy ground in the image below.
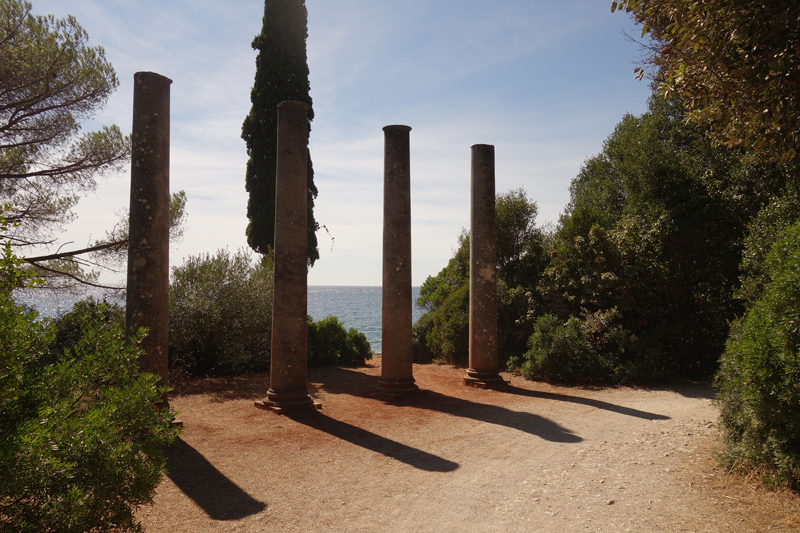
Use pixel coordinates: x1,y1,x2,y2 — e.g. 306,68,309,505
137,358,800,532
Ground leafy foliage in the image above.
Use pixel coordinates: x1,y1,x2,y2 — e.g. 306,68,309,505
48,297,125,363
0,205,39,292
612,0,800,162
242,0,319,266
169,248,274,376
521,96,792,383
0,0,188,289
736,182,800,307
0,295,179,533
0,1,129,262
715,221,800,489
413,189,547,365
169,248,374,375
307,315,372,367
512,312,625,383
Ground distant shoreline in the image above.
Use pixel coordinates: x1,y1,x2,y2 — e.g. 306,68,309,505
14,286,426,354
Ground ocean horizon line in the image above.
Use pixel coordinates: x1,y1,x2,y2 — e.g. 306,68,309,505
309,285,421,288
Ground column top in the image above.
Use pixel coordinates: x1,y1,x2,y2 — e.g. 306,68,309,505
134,71,173,85
278,100,310,112
383,125,412,133
471,143,494,150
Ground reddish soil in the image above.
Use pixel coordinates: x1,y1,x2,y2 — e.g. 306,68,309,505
137,358,800,532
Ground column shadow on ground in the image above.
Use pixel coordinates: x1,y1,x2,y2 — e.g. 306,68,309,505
497,386,671,421
313,367,582,443
410,390,583,443
287,410,459,472
164,438,267,520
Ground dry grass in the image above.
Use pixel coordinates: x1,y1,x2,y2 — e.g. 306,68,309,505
680,441,800,532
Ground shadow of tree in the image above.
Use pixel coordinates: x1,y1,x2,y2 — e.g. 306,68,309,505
164,438,267,520
170,372,269,403
662,382,716,400
287,410,459,472
169,363,379,403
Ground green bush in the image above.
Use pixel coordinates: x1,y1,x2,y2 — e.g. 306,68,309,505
413,189,548,366
534,96,799,381
411,310,436,363
47,297,125,364
0,295,179,533
417,283,470,365
510,312,621,383
509,308,671,385
715,220,800,489
736,184,800,307
169,248,274,376
307,315,372,367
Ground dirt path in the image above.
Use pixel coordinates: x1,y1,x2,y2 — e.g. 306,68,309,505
138,358,800,532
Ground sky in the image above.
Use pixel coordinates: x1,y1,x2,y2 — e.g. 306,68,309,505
29,0,652,287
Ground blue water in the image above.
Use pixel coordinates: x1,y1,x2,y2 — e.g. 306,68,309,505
13,285,423,354
307,286,423,353
13,288,124,318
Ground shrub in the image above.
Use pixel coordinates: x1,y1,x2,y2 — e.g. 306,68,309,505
47,297,125,364
0,296,179,533
307,315,372,367
411,311,436,363
510,314,604,383
509,309,654,384
535,96,800,382
413,189,547,366
423,283,470,365
715,220,800,489
736,184,800,307
169,248,273,376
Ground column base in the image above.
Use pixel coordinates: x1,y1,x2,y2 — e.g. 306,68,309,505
376,378,420,401
157,398,184,426
254,388,321,414
463,368,508,389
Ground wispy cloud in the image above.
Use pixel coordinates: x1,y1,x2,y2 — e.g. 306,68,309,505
28,0,651,286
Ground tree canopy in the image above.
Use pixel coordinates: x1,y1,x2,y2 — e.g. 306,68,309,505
0,0,129,249
242,0,319,267
413,188,547,365
0,0,185,290
517,95,795,382
612,0,800,161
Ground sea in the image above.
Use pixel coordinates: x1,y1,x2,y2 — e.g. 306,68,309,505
13,285,424,354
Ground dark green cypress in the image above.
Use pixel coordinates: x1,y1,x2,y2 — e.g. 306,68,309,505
242,0,319,266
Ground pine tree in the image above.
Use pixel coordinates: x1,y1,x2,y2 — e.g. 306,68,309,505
242,0,319,267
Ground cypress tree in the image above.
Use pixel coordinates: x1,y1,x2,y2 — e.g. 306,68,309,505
242,0,319,266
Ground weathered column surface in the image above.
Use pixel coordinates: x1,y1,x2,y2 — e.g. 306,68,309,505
464,144,504,388
126,71,171,389
256,101,318,414
377,125,419,400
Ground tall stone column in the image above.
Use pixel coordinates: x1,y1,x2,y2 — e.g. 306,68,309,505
377,125,419,400
464,144,504,388
256,101,318,413
126,72,171,389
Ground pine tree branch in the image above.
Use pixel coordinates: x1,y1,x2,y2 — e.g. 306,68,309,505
24,239,127,263
24,261,122,290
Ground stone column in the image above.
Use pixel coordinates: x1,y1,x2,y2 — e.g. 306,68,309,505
377,125,419,400
256,101,318,413
464,144,504,388
126,72,172,389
